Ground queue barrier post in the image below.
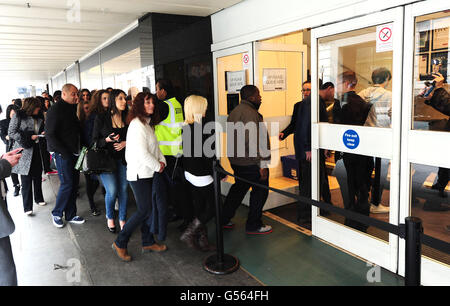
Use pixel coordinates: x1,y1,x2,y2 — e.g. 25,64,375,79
203,160,239,275
404,217,423,286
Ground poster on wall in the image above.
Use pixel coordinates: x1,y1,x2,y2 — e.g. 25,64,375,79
419,30,430,52
432,27,449,50
418,54,429,80
262,68,287,91
226,70,246,94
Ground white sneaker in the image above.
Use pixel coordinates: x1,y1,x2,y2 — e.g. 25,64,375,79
246,225,273,235
370,204,390,214
25,210,33,216
37,202,47,206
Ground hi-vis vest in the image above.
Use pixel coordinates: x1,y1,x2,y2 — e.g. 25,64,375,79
155,97,184,156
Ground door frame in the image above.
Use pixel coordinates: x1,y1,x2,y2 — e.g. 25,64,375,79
400,0,450,285
310,7,405,273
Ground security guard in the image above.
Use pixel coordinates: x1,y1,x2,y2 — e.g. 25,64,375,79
154,79,193,231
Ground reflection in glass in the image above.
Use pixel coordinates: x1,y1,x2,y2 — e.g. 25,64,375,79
410,163,449,265
413,12,450,131
321,153,390,241
317,26,394,239
318,26,393,128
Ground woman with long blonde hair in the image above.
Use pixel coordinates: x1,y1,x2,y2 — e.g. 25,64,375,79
179,95,223,252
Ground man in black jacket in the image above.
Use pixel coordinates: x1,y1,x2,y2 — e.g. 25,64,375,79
279,81,311,140
293,80,333,223
45,84,85,228
334,71,375,232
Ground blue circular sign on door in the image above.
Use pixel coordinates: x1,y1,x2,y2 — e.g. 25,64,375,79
343,129,360,149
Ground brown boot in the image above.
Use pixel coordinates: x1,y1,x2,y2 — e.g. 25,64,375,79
142,243,167,253
180,218,202,248
112,242,131,262
197,225,216,252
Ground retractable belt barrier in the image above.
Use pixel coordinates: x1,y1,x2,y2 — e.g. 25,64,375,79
204,161,450,286
214,165,450,254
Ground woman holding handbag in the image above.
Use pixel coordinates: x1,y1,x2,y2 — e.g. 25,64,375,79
8,98,46,215
77,96,101,216
112,93,167,262
92,89,129,233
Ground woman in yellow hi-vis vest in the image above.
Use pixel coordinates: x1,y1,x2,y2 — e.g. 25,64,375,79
152,79,193,240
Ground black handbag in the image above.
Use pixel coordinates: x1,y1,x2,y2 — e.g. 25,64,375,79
83,142,117,174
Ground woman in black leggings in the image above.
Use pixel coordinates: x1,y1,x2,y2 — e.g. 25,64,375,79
112,93,167,262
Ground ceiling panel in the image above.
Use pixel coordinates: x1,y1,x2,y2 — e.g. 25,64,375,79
0,0,243,83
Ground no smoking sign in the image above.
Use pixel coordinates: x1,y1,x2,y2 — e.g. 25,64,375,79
376,23,393,53
242,52,250,69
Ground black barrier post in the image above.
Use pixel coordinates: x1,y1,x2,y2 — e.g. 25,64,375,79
405,217,423,286
203,160,239,275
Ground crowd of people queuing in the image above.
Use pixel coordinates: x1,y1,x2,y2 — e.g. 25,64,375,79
0,68,448,284
0,78,252,274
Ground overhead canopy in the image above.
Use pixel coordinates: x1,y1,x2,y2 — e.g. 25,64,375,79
0,0,243,83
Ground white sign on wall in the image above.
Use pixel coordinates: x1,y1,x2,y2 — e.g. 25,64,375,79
242,52,250,69
226,70,246,94
262,68,287,91
376,23,394,53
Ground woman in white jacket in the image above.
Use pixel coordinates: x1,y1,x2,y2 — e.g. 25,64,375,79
112,93,167,262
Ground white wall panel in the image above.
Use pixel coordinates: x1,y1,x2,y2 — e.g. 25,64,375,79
211,0,417,51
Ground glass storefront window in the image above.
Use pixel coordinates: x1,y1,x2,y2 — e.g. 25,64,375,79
413,11,450,132
410,163,449,264
80,66,102,91
317,25,396,239
318,26,394,128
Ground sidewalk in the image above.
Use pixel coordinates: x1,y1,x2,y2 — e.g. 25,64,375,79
8,175,258,286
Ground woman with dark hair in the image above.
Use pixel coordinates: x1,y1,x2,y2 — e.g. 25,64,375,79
77,96,101,217
79,89,91,105
8,98,46,215
93,89,129,232
0,105,21,196
112,93,166,261
53,91,61,103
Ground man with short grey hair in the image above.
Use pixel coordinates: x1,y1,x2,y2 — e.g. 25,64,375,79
45,84,85,228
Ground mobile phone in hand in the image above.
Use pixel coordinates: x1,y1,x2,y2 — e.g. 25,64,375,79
16,149,24,154
109,133,120,142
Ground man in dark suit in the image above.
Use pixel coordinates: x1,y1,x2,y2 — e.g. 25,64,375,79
279,81,311,140
0,148,22,286
293,80,333,223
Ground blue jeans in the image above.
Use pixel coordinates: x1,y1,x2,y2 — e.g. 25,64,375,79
52,153,79,221
115,179,155,249
100,160,128,221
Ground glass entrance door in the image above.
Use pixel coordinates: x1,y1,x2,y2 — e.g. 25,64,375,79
213,44,254,182
401,0,450,285
311,7,405,273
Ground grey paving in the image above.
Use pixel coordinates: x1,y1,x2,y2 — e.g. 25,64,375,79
8,174,259,286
